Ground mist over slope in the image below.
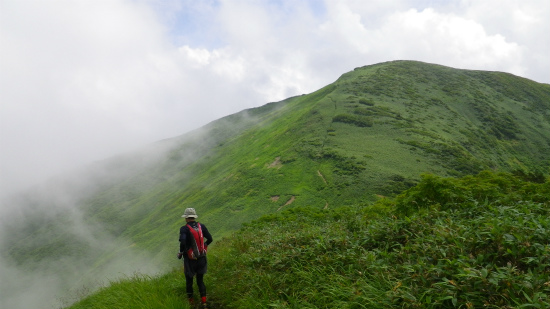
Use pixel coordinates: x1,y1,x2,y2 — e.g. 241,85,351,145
1,60,549,308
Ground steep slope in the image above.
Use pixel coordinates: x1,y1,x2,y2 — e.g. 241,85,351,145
100,60,550,254
203,171,550,308
1,60,549,308
67,171,550,309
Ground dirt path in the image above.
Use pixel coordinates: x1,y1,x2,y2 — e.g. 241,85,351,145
277,195,295,211
317,170,327,184
267,157,282,169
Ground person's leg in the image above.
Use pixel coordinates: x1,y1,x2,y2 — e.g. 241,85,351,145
196,273,206,304
196,273,206,296
185,274,194,300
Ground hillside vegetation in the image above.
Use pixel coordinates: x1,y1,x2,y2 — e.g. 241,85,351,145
68,171,550,308
1,60,550,308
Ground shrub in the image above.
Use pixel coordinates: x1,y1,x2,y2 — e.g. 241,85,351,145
332,114,373,127
207,171,550,308
359,98,375,106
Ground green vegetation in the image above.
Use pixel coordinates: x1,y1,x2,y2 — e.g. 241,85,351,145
2,60,550,308
205,171,549,308
332,113,373,127
69,171,550,308
66,272,189,309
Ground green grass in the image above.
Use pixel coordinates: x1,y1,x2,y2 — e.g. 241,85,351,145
206,171,550,308
67,271,191,309
68,171,550,308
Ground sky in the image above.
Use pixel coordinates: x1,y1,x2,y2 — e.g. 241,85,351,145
1,0,549,197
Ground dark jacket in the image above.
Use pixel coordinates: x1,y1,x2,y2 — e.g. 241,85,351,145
179,221,213,254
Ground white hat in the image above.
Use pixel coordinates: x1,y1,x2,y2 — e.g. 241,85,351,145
181,208,198,218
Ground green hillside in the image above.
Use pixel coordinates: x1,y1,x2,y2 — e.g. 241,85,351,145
1,60,549,308
83,60,549,250
69,171,550,308
89,60,550,243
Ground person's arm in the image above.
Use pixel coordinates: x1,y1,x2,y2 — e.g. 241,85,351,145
201,224,213,246
179,226,187,253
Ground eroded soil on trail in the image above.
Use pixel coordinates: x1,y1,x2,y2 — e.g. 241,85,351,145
277,195,295,211
267,156,282,169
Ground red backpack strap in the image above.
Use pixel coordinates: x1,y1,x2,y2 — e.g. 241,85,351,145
186,223,206,259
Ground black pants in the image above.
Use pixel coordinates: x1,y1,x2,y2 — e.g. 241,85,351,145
184,257,207,298
186,273,206,298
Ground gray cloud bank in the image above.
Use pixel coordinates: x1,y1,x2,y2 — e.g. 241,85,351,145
1,0,549,197
0,132,201,308
0,195,163,309
0,143,175,308
0,113,265,308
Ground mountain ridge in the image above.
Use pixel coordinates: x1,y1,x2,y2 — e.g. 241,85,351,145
1,60,549,308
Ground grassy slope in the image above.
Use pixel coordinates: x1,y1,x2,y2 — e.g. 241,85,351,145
121,60,550,245
68,171,550,309
3,61,550,306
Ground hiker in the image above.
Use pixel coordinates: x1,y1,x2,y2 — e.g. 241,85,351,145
178,208,213,308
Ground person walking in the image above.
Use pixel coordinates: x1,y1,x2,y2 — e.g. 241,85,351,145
178,208,213,308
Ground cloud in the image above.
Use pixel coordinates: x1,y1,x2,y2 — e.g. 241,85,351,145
0,0,180,195
0,203,162,309
1,0,548,197
381,8,524,72
459,0,550,82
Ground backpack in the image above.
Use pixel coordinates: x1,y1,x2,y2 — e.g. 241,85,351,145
186,223,207,259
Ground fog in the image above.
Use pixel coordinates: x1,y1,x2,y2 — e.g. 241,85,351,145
2,0,549,198
0,221,163,309
0,113,264,308
0,145,174,309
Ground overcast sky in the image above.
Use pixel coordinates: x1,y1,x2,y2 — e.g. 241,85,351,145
1,0,549,197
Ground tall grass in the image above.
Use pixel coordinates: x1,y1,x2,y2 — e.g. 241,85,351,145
67,171,548,308
206,171,549,308
67,271,191,309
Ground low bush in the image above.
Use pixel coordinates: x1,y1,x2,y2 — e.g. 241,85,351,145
67,172,549,309
208,171,549,308
332,114,373,127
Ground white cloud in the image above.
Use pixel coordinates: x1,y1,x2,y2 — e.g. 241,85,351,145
380,8,525,73
1,0,549,196
458,0,550,82
0,0,181,195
